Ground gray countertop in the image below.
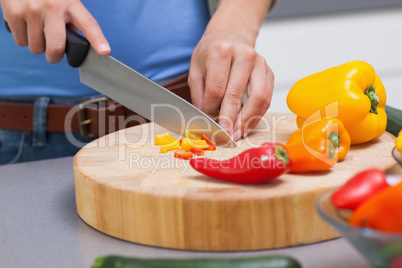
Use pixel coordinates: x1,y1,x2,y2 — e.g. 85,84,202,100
0,157,370,268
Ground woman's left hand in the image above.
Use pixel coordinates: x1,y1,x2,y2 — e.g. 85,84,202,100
188,0,274,141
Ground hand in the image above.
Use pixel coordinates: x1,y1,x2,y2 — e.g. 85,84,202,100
188,31,274,141
1,0,110,63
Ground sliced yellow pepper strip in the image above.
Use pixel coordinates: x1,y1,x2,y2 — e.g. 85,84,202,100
185,129,201,140
155,132,177,146
181,138,209,150
160,141,180,153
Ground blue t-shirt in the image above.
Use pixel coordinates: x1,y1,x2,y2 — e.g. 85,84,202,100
0,0,210,97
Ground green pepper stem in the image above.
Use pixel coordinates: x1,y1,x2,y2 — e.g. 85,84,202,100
328,143,335,159
364,85,379,114
275,145,290,164
328,132,340,148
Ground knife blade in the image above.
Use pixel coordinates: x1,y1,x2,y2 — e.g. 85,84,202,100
4,21,235,146
64,29,235,147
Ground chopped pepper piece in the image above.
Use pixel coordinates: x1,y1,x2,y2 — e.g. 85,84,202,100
185,129,201,140
181,138,209,150
155,132,178,146
174,150,193,160
190,147,205,156
203,144,217,151
160,142,180,153
201,134,217,148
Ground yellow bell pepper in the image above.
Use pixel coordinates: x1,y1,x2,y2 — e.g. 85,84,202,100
396,130,402,153
286,61,387,144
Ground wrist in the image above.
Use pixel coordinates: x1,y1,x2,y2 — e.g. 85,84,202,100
205,0,271,46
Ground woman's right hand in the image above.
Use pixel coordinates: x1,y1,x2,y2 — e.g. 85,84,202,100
0,0,110,63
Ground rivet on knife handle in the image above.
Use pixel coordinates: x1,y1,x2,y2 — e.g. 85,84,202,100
65,28,90,68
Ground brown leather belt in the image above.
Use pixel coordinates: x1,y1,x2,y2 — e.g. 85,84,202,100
0,73,191,138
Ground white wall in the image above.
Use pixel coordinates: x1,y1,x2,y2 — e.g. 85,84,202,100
256,7,402,113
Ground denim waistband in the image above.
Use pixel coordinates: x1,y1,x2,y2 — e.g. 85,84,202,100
0,94,105,105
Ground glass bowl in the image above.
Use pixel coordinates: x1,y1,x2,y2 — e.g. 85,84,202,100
317,189,402,268
392,147,402,167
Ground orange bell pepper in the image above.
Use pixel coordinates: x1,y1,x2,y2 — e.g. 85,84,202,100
287,118,351,161
285,139,337,173
285,118,350,173
349,181,402,233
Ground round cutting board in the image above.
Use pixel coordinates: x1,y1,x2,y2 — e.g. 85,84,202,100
74,113,397,251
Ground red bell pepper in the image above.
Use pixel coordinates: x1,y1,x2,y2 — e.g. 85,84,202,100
349,181,402,233
189,143,290,184
391,256,402,268
331,168,388,210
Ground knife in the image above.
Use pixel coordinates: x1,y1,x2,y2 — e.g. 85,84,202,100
4,21,235,147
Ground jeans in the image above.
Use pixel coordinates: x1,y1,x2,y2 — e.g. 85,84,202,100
0,95,99,165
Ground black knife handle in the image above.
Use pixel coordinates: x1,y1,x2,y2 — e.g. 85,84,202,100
65,28,90,68
4,19,89,68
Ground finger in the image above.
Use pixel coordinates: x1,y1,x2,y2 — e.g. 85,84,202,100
201,46,232,119
26,10,45,54
240,65,274,136
218,49,255,136
188,58,205,109
68,1,110,55
233,58,273,139
4,11,28,46
67,23,79,34
43,15,66,63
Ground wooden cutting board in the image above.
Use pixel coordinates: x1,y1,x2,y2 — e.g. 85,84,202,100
74,113,397,251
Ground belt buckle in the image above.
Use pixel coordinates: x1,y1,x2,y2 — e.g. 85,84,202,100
77,97,109,138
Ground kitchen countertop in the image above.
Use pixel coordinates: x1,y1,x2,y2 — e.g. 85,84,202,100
0,156,372,268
